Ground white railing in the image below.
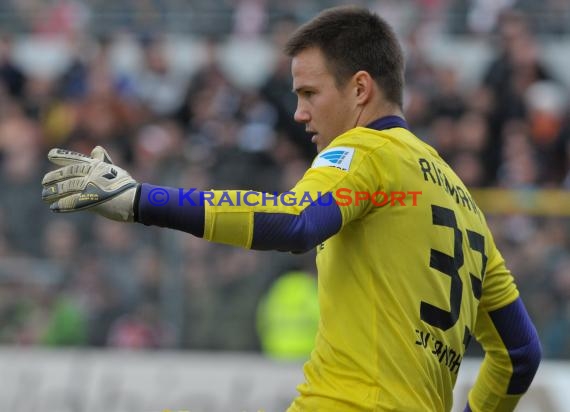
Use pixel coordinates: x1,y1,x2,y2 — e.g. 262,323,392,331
0,348,566,412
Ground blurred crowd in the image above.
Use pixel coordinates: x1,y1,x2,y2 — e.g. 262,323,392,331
0,0,569,37
0,1,569,358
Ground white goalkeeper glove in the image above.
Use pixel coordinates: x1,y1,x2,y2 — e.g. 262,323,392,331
41,146,139,222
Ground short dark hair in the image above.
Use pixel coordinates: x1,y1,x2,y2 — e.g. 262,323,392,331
284,6,404,108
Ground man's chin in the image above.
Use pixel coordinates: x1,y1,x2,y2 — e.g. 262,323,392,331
314,135,333,153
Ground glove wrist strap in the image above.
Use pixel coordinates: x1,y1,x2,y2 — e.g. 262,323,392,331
133,183,142,223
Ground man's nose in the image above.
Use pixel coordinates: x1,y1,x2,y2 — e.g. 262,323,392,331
294,104,310,124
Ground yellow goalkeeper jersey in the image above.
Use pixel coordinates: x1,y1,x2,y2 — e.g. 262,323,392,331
201,119,520,411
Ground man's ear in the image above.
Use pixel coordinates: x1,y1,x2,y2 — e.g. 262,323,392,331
354,71,373,105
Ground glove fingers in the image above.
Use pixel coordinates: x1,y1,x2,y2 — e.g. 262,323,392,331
91,146,113,164
49,187,136,222
49,193,82,213
42,163,93,185
47,148,94,167
42,177,86,203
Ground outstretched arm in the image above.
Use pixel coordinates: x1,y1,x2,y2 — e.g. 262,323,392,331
41,145,379,253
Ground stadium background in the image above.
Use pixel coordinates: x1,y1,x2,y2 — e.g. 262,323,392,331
0,0,569,410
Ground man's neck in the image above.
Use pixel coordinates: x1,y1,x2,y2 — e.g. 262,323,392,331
356,102,404,128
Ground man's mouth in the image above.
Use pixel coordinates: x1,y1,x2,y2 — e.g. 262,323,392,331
307,131,318,143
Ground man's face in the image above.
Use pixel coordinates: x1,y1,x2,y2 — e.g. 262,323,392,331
292,47,357,153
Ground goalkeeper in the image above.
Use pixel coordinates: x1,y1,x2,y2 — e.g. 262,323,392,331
42,6,541,412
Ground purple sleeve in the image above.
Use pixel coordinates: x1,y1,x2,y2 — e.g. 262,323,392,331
136,183,205,237
489,297,542,394
252,192,342,253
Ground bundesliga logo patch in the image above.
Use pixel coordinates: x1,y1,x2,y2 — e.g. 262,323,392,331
312,147,355,171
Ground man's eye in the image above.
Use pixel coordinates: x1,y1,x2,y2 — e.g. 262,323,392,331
304,91,315,98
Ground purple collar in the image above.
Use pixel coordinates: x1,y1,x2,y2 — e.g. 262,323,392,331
366,115,408,131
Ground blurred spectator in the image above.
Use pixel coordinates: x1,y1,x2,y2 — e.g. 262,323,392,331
0,34,27,100
41,293,88,346
133,34,190,119
41,218,81,276
466,0,515,34
232,0,268,38
256,270,319,360
449,151,486,187
524,80,569,184
55,34,91,101
90,217,140,309
107,301,174,349
429,66,466,120
0,105,46,255
497,119,539,188
542,256,570,358
480,10,558,181
130,119,185,183
31,0,90,37
260,17,315,161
